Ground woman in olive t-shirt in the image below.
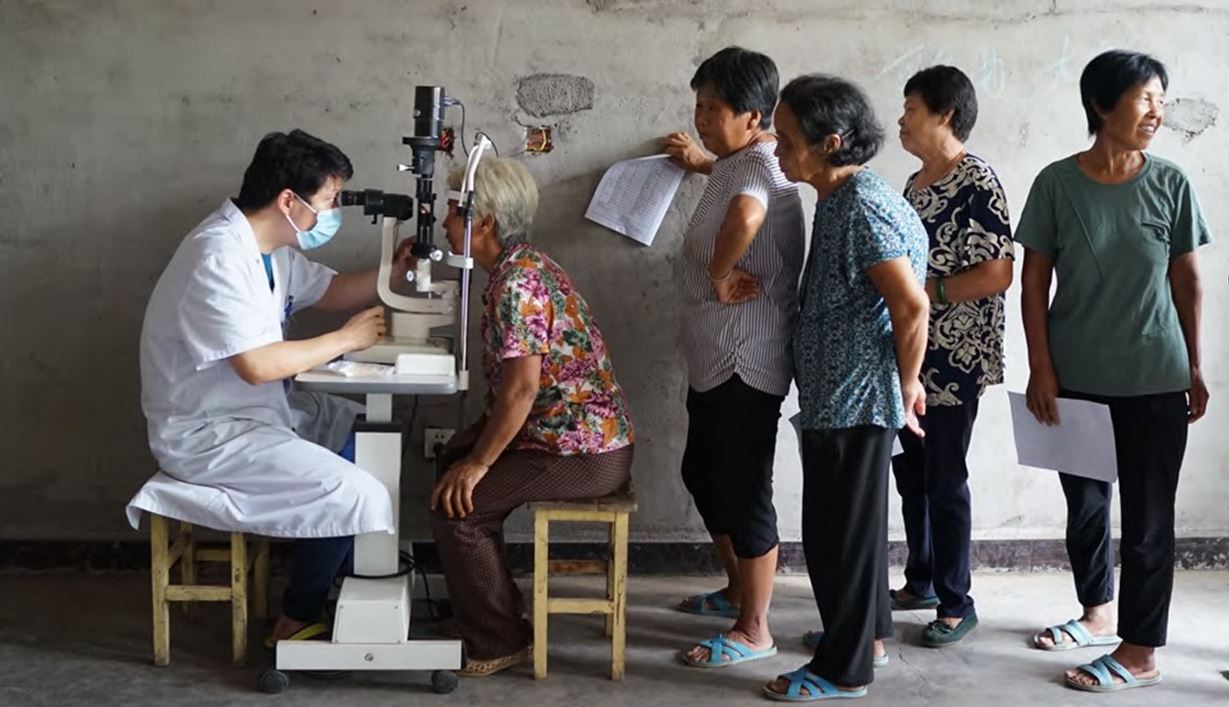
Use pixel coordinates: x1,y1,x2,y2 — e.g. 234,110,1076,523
1016,50,1210,694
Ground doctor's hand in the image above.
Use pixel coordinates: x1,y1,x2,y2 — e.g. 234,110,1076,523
339,305,386,351
430,457,490,519
664,132,714,174
392,238,417,282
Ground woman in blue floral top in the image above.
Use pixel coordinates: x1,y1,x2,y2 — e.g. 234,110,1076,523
762,75,930,702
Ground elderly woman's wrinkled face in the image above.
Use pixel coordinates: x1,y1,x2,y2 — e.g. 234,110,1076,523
443,197,496,255
897,93,952,157
773,102,825,184
443,198,464,254
1097,76,1165,150
693,84,757,157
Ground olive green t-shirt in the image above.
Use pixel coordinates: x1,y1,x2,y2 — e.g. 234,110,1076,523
1014,154,1211,396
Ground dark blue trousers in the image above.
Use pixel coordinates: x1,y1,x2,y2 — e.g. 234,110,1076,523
891,400,978,619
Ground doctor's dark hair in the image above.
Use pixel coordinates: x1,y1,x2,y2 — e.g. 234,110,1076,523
1080,50,1168,136
234,130,354,210
779,74,884,166
690,46,779,129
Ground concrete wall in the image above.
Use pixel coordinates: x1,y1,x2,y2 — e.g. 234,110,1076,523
2,0,1227,542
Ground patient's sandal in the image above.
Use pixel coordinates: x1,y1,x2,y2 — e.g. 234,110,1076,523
459,645,533,677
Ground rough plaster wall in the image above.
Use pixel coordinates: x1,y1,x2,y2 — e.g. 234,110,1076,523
1,0,1227,542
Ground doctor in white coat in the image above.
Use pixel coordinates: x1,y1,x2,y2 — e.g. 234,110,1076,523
128,129,411,644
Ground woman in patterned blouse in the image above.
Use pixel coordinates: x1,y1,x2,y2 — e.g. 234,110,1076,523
889,65,1014,647
429,157,635,676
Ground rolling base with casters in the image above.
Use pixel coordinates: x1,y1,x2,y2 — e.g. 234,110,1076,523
258,669,457,695
267,386,463,695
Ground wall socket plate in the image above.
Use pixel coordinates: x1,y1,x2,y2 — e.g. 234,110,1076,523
424,427,456,459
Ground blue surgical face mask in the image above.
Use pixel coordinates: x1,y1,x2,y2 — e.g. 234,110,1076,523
286,192,342,250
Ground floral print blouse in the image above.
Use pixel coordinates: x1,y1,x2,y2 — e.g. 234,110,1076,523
482,242,634,455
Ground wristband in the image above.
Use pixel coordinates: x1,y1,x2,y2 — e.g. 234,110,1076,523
936,276,949,305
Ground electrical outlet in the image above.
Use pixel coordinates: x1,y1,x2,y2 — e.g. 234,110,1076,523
525,125,553,153
424,427,456,459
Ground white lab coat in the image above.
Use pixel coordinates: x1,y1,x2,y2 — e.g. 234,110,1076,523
126,199,394,538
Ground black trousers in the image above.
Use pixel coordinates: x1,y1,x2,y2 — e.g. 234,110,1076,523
801,425,894,688
282,536,354,622
681,374,784,559
891,400,979,618
1059,390,1188,648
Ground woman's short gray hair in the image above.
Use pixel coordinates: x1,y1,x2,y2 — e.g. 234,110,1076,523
447,157,539,247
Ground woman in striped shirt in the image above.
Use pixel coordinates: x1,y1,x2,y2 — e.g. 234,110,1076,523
663,46,805,669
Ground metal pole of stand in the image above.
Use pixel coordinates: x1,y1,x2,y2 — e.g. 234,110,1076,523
458,206,473,388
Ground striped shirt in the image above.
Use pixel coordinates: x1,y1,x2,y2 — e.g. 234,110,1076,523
680,140,805,397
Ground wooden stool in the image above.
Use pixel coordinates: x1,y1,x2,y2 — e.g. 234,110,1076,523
529,489,636,681
148,514,270,667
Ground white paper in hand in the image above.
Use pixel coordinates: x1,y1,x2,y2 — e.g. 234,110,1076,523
1007,392,1117,482
584,155,684,246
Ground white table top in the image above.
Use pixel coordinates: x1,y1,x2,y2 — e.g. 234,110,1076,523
295,370,458,395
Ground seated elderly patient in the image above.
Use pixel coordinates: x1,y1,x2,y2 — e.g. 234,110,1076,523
429,158,635,677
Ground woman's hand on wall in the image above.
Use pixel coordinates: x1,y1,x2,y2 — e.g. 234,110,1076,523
664,132,714,174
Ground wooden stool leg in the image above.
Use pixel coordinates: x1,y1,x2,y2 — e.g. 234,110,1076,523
150,515,171,667
610,512,629,681
230,532,248,667
605,518,616,638
179,522,196,619
252,538,270,623
533,512,549,680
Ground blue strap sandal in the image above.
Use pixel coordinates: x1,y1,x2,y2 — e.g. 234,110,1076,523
681,633,778,668
676,590,740,619
763,666,868,702
1065,654,1162,693
801,631,887,668
1033,619,1120,651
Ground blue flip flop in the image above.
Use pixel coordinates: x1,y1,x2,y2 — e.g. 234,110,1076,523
1065,654,1162,693
763,666,868,702
1033,619,1120,651
676,590,740,619
801,632,888,668
681,633,777,669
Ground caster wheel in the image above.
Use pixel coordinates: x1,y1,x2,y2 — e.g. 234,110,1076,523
260,669,290,694
431,669,458,694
